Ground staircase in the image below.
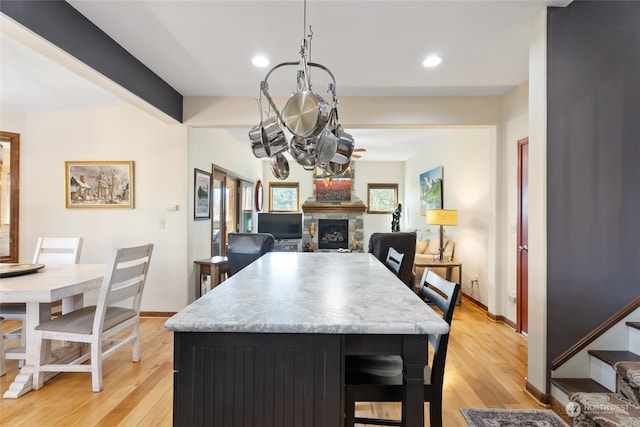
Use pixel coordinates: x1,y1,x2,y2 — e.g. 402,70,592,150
551,321,640,425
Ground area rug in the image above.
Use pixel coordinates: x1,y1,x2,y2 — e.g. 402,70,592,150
460,408,569,427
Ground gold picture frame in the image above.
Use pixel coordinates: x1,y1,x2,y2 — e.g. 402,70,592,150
65,160,134,209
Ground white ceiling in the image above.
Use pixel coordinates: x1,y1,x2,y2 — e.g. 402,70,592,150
0,0,571,161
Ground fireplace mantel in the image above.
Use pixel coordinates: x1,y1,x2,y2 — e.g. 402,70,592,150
302,201,366,214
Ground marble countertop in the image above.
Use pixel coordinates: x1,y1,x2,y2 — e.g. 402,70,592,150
165,252,449,335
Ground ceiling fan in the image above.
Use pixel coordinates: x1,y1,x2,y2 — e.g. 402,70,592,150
351,147,366,159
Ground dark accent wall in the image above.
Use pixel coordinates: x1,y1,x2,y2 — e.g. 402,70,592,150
547,0,640,380
1,0,183,122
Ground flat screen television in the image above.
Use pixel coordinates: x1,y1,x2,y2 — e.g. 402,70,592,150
258,212,303,240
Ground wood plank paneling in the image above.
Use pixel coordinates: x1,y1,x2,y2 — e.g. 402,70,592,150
173,332,342,427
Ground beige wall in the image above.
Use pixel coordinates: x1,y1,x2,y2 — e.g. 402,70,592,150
2,105,189,312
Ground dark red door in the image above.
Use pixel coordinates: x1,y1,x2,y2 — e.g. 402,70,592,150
517,138,529,334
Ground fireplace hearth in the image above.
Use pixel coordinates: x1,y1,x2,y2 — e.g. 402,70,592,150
318,219,349,250
301,162,365,252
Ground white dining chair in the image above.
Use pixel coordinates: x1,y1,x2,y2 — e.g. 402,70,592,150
32,236,84,265
32,243,153,392
1,237,84,368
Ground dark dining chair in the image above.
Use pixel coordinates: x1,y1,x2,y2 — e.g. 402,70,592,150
226,233,275,277
385,247,404,278
368,232,416,288
344,268,460,427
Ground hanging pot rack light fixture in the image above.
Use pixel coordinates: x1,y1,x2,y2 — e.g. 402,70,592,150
249,0,357,180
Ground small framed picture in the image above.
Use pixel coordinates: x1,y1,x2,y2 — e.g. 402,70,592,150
65,160,134,209
194,168,211,220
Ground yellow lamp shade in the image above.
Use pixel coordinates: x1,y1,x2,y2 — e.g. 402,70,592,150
426,209,458,226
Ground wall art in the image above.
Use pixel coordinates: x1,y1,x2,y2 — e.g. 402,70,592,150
194,168,211,220
419,165,443,215
65,160,134,208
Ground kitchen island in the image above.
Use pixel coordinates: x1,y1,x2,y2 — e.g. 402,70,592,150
165,252,449,427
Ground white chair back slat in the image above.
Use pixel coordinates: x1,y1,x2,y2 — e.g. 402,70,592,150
33,237,83,264
111,263,148,285
106,281,144,305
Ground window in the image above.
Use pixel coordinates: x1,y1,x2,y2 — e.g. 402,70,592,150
269,182,299,212
367,183,398,214
211,165,254,257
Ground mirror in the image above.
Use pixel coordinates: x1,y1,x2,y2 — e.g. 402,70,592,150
0,131,19,263
255,180,263,212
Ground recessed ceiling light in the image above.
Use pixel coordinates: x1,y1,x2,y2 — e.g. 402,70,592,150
252,55,270,68
423,55,442,68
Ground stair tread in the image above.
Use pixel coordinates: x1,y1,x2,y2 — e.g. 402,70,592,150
588,349,640,365
551,377,612,394
627,321,640,331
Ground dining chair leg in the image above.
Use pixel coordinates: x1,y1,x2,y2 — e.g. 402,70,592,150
429,396,443,427
132,322,141,362
344,389,356,426
91,340,103,392
32,330,45,390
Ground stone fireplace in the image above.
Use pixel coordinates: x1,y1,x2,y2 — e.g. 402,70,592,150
301,163,366,252
318,219,349,250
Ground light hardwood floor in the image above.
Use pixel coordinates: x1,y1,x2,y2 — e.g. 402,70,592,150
1,299,545,426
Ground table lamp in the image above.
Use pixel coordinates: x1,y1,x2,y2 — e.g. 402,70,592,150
426,209,458,261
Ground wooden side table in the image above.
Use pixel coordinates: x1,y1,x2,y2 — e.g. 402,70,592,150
414,259,462,303
194,256,228,298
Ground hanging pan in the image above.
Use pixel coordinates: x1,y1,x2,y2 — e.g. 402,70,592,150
270,153,290,180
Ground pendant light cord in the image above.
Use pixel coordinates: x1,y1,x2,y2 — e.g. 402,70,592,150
303,0,307,41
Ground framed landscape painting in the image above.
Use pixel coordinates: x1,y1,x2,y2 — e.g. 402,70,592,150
419,166,443,215
65,160,134,208
194,168,211,220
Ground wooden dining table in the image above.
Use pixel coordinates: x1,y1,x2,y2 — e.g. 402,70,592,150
0,263,104,398
166,252,450,426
